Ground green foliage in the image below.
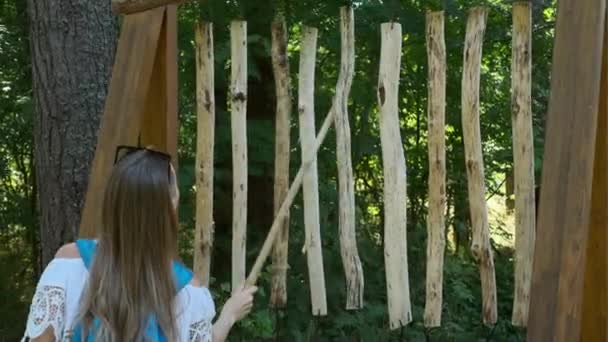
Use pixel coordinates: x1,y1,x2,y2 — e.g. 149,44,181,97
0,0,556,340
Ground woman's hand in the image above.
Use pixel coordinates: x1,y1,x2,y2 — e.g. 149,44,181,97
221,285,258,323
212,285,258,342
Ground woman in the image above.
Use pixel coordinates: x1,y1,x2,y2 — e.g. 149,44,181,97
22,147,256,341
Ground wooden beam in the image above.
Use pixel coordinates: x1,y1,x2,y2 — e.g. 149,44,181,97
230,21,248,291
269,14,292,308
511,1,535,327
461,7,497,325
79,8,166,238
112,0,186,15
378,22,412,330
298,26,328,316
581,14,608,341
140,5,178,160
334,6,364,311
194,21,215,287
424,10,446,328
527,0,606,340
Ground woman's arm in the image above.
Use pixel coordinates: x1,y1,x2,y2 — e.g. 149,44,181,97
212,285,257,342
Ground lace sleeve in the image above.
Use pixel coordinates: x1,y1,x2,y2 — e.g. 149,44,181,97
23,285,66,341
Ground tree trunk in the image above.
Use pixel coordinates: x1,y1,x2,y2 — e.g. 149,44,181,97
298,26,328,316
378,22,412,330
334,6,364,310
461,7,497,325
194,21,215,286
230,20,248,291
28,0,117,266
511,2,536,327
270,14,292,308
424,10,446,328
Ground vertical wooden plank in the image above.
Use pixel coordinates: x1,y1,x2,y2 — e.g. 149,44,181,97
334,6,364,310
140,5,178,160
194,21,215,286
165,5,178,162
270,14,292,308
112,0,182,15
581,13,608,342
527,0,606,340
298,26,328,316
424,10,446,328
378,22,412,330
461,7,497,325
230,21,248,291
511,2,535,327
79,8,166,238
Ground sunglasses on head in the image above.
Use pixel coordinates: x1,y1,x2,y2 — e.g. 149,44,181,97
114,145,173,180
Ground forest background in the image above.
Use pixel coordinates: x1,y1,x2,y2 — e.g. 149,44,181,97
0,0,555,340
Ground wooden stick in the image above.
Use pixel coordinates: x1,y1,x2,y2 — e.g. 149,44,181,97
424,10,446,328
511,2,535,327
379,22,412,330
298,26,328,316
246,106,336,287
334,6,365,310
230,21,248,292
194,21,215,287
112,0,187,15
461,7,497,325
269,14,292,308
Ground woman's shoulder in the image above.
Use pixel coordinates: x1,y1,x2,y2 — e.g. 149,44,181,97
178,277,216,318
39,244,87,285
55,242,80,259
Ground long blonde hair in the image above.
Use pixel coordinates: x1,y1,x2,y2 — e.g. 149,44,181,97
78,149,180,341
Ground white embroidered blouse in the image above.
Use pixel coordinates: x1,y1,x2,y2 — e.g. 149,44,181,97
22,258,215,341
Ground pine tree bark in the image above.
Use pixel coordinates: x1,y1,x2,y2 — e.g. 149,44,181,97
28,0,117,266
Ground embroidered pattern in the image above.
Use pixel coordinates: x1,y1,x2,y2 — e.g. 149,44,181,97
188,319,212,342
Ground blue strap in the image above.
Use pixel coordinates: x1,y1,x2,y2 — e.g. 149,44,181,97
72,239,193,341
75,239,97,269
172,260,193,291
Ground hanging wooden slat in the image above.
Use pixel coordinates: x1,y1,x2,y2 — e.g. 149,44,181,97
112,0,185,15
270,13,292,308
527,0,606,339
298,26,328,316
79,7,169,238
334,6,364,310
510,2,535,327
461,7,497,325
424,10,446,328
194,21,215,286
378,22,412,330
230,21,248,291
581,17,608,341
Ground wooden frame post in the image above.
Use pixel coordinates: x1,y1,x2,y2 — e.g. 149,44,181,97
527,0,607,340
79,5,178,237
